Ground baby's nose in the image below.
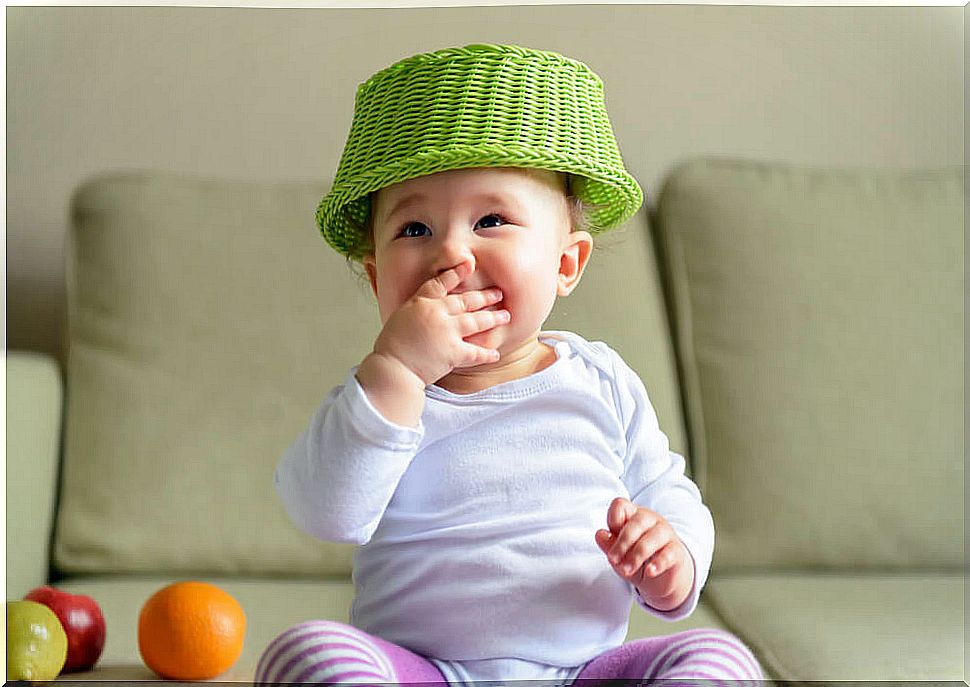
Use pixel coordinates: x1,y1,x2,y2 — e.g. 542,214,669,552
435,252,475,278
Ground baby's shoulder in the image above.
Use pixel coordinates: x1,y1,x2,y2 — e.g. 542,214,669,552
543,330,650,420
542,329,635,387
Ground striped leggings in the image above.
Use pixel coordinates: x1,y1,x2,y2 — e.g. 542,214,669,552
255,620,764,685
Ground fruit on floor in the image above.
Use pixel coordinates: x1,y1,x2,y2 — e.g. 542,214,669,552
25,585,106,673
6,600,69,680
138,580,246,680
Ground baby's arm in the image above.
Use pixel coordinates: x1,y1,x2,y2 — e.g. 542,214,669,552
356,259,509,427
274,373,423,544
276,260,508,544
601,349,715,620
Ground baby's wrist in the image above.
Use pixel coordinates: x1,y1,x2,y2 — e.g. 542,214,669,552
356,352,427,428
361,351,426,391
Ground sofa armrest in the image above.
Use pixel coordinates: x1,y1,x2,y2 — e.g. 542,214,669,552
6,351,63,598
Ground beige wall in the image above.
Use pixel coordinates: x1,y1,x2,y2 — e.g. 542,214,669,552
7,5,964,362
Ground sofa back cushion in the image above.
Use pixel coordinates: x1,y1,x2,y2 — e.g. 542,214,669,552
656,158,964,571
55,170,685,576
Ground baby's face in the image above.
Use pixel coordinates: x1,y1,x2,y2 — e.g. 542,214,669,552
364,167,590,356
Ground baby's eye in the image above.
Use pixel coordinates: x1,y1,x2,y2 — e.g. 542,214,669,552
399,222,431,238
475,214,507,230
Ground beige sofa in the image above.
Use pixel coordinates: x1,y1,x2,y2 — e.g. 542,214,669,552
8,157,964,682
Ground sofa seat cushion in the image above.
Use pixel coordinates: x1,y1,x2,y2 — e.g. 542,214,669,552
706,572,965,680
55,576,732,680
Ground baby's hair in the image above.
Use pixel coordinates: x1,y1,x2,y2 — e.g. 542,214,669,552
559,171,594,235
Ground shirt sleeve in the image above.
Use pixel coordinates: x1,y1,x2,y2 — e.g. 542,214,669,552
274,368,425,545
609,349,715,622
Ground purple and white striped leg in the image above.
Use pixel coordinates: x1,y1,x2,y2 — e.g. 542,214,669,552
643,629,764,685
255,620,445,686
576,628,764,687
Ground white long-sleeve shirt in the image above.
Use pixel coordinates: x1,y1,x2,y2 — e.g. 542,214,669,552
275,330,714,671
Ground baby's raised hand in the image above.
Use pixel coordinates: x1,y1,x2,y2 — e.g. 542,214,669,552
372,259,510,387
356,259,509,427
595,497,694,612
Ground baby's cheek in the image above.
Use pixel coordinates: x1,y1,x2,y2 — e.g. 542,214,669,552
381,266,424,306
505,258,560,325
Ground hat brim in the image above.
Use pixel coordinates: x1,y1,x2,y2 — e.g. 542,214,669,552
317,144,643,261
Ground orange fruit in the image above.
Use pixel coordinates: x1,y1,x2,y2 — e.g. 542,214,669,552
137,581,246,680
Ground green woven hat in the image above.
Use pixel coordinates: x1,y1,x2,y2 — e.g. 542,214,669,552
317,44,644,260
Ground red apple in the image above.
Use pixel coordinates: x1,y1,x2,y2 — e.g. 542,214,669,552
24,585,106,673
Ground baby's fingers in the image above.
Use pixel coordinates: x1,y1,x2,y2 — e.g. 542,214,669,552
420,260,475,298
608,509,657,566
450,287,503,314
454,342,501,368
617,525,670,578
458,308,511,336
639,541,681,579
595,529,613,555
606,497,639,536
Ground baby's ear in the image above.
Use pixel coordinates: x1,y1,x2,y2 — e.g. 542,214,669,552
557,231,593,297
363,255,379,299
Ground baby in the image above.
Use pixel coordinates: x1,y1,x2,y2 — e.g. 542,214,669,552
256,45,763,686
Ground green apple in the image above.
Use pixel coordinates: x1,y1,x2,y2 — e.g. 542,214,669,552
6,600,68,680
